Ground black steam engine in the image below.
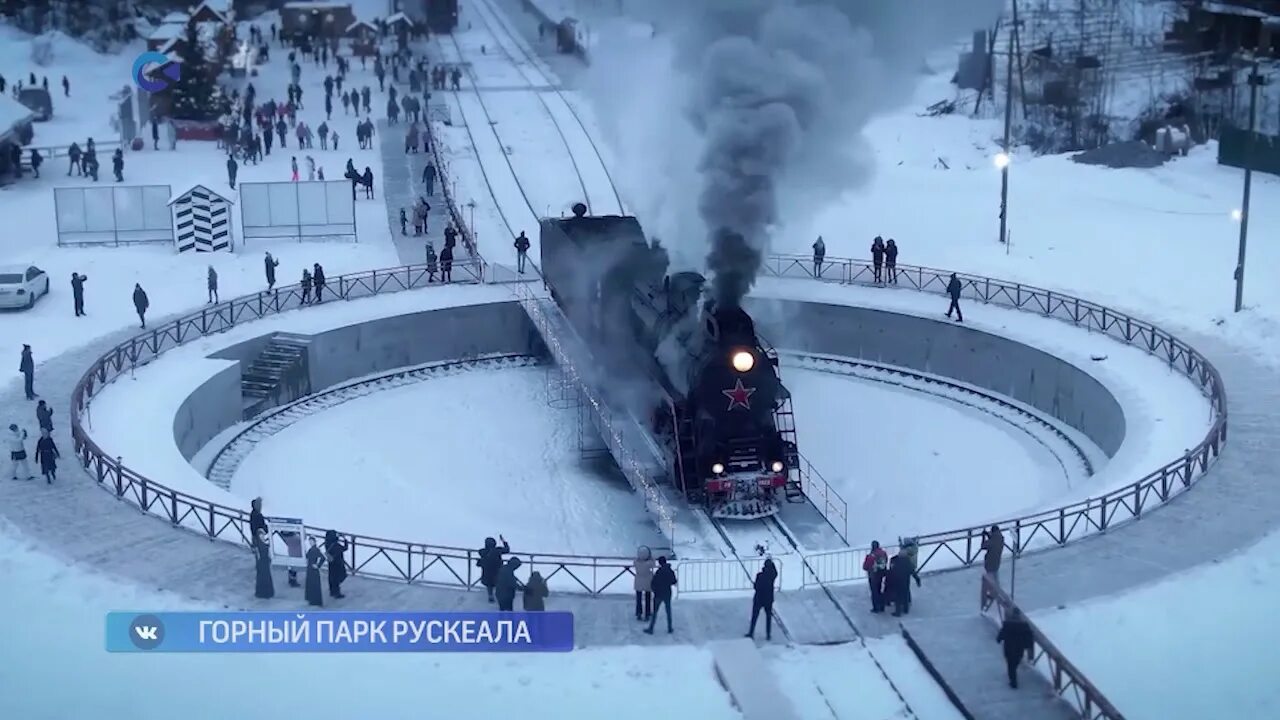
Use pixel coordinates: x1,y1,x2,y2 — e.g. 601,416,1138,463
540,205,801,519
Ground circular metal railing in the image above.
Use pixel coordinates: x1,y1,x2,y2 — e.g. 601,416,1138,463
68,253,1227,595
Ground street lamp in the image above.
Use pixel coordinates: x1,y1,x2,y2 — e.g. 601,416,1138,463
993,152,1011,169
995,151,1011,245
1235,59,1268,313
1231,208,1243,222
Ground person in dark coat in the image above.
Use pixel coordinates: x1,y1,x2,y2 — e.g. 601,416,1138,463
523,570,548,611
71,272,87,316
226,155,238,189
20,344,35,400
324,529,348,598
495,556,523,611
29,148,42,178
362,167,374,199
422,160,436,196
425,243,438,282
305,536,325,607
514,231,531,274
300,268,312,304
888,549,914,616
885,238,899,284
444,224,457,251
254,527,275,599
207,266,219,304
746,558,777,641
439,244,453,283
67,142,82,175
812,236,825,277
312,263,326,302
862,540,889,612
264,252,279,290
132,284,149,328
112,148,124,182
151,120,160,150
644,556,677,635
35,429,59,484
35,400,53,434
871,236,886,283
945,272,964,322
996,608,1035,688
981,524,1005,611
477,535,509,602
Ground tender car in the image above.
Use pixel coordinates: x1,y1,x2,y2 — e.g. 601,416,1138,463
0,265,50,309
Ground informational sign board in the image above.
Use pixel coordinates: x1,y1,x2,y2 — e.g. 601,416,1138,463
266,516,307,569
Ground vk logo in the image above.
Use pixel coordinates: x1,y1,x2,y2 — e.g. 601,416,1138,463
132,51,181,92
128,614,165,650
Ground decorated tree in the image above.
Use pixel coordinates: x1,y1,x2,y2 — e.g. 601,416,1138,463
169,21,222,121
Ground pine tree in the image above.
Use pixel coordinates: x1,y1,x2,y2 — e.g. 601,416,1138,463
169,21,222,121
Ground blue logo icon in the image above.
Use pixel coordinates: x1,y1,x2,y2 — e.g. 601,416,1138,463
128,614,166,650
132,51,181,92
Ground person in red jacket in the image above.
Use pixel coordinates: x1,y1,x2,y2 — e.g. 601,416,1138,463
863,540,889,613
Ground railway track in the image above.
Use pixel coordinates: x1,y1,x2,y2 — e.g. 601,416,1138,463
461,0,626,216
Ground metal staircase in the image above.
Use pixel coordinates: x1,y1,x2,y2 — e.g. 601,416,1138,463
240,334,311,420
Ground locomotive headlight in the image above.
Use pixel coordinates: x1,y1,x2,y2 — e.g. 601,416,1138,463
771,460,784,473
731,350,755,373
711,462,725,475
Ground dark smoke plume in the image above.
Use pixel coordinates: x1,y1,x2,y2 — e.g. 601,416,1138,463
646,0,1004,307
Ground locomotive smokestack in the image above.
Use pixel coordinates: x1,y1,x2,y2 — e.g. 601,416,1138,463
706,228,760,309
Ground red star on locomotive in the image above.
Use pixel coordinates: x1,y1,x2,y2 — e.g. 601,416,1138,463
722,379,756,410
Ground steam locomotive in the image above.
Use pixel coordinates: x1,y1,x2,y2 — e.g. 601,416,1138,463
539,205,801,519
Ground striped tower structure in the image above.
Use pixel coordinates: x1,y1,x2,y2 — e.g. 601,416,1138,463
170,184,233,252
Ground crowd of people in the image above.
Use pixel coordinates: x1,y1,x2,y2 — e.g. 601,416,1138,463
9,345,60,485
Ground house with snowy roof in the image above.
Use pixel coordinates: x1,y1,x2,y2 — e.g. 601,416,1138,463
190,0,232,26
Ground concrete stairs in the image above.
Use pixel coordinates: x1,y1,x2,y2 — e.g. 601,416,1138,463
240,334,311,419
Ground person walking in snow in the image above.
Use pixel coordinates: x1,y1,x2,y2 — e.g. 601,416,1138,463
405,123,418,154
425,243,438,282
226,154,238,189
746,557,778,641
523,570,549,611
300,268,312,304
276,117,288,148
812,236,826,277
19,344,35,400
945,272,964,323
71,272,87,316
362,86,372,114
439,243,454,283
8,424,33,481
644,556,677,635
400,207,408,236
885,238,899,284
996,608,1035,689
341,91,351,115
132,283,149,329
207,266,219,304
312,263,326,303
61,75,69,97
35,428,59,484
35,399,53,434
871,236,886,284
318,121,329,150
151,119,160,150
422,160,436,196
495,556,523,611
29,148,42,178
306,155,316,181
514,231,530,274
888,548,915,616
863,540,889,613
264,252,279,291
634,546,654,621
330,129,340,152
362,167,374,199
477,535,509,602
67,142,81,176
111,148,124,182
981,524,1005,611
305,535,325,607
291,156,299,182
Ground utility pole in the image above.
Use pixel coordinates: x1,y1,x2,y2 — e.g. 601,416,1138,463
1235,59,1265,313
998,0,1019,245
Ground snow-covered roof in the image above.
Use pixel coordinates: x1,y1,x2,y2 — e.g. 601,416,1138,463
346,19,376,33
283,2,351,9
162,11,190,24
148,22,188,41
190,1,229,23
158,37,183,55
386,11,411,24
1201,1,1270,18
0,92,38,135
168,184,235,206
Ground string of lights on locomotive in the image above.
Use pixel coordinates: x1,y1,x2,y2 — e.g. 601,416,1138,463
538,205,800,520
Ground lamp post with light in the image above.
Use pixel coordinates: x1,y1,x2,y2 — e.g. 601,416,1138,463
995,151,1011,246
1234,60,1266,313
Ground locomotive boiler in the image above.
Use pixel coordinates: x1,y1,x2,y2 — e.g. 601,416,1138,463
540,205,800,519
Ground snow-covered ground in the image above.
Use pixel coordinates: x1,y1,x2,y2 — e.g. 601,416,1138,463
0,515,963,720
233,365,661,555
1034,529,1280,720
0,22,400,360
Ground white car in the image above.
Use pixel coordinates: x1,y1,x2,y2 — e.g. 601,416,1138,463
0,265,50,310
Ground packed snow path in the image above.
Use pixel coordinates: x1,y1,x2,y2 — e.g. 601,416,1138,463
377,119,448,265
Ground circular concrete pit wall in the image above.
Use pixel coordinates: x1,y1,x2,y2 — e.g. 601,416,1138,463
177,298,1124,497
